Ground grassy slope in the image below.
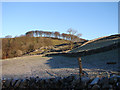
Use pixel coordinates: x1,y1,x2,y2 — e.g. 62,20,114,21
70,34,120,53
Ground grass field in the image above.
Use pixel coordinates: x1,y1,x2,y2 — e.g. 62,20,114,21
70,34,120,52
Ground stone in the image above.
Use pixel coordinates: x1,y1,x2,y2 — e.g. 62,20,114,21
109,85,113,89
81,77,90,88
72,76,80,85
90,77,100,85
19,79,28,88
82,71,89,77
81,76,90,83
35,77,40,84
2,79,6,88
14,79,22,88
88,84,92,89
117,76,120,82
116,82,120,89
99,77,109,85
91,84,100,90
30,82,37,88
30,77,36,82
11,78,18,87
102,83,110,89
109,76,117,84
40,79,46,88
28,77,36,87
0,80,1,90
3,78,12,88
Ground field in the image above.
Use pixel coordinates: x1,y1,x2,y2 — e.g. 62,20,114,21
70,34,120,52
1,48,119,79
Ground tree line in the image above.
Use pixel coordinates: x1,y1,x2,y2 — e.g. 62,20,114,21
25,29,82,42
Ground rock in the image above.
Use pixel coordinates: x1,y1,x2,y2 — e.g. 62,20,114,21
2,80,6,88
99,77,109,85
117,76,120,82
11,78,19,87
109,76,117,84
91,84,100,90
81,76,90,83
65,75,74,82
3,78,12,88
40,79,46,88
14,79,22,88
0,80,1,90
30,77,36,82
35,77,40,84
2,74,120,89
116,82,120,89
28,77,36,87
102,83,110,89
30,82,37,88
19,79,28,88
90,77,100,85
81,76,90,88
82,71,89,77
72,76,80,85
37,78,43,88
88,84,92,89
109,85,113,89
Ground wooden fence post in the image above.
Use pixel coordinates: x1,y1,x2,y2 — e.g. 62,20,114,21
78,57,82,82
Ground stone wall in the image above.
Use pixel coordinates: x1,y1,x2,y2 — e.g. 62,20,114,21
46,41,120,57
1,74,120,89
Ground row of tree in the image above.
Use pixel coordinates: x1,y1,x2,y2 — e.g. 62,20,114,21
25,28,82,41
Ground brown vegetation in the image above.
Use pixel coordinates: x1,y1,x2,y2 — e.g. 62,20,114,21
2,36,68,59
2,30,85,59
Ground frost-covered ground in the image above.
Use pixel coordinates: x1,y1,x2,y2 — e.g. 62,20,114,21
1,48,119,79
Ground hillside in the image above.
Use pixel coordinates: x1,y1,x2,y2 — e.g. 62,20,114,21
2,36,87,59
70,34,120,53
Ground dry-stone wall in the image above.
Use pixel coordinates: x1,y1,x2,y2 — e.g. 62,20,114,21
46,41,120,57
1,74,120,89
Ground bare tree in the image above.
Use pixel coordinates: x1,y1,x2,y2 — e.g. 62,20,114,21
54,32,60,38
67,28,82,50
39,31,43,37
35,30,39,37
61,33,66,39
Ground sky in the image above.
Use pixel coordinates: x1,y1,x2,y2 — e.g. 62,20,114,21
2,2,118,40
